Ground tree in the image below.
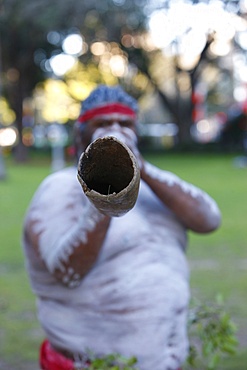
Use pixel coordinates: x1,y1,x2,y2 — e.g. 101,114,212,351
122,0,246,146
1,0,247,156
0,0,147,160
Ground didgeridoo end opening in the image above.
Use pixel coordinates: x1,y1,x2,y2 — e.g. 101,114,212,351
77,136,140,217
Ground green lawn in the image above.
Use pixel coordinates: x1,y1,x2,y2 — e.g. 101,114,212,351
0,152,246,369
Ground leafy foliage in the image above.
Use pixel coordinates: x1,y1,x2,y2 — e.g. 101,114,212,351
77,352,138,370
75,296,238,370
186,295,238,370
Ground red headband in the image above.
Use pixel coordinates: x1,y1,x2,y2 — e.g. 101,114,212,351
78,103,136,123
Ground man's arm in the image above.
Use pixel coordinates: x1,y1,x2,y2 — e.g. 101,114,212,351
140,161,221,233
25,172,111,288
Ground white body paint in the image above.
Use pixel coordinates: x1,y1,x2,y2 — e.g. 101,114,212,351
22,163,219,370
144,162,220,218
92,124,138,155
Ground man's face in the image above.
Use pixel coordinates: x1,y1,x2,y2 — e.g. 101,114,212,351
81,113,138,151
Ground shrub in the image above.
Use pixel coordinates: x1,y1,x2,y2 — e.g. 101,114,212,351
75,296,238,370
77,353,138,370
186,295,238,370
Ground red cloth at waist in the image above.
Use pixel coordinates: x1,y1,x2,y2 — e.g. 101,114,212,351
39,339,182,370
40,340,74,370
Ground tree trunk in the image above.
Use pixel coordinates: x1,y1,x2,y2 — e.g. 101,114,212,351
176,95,194,147
7,75,29,162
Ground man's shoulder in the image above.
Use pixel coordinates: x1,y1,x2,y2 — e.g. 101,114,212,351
32,166,80,204
41,166,77,187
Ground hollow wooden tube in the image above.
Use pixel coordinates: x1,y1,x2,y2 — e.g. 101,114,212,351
77,136,140,217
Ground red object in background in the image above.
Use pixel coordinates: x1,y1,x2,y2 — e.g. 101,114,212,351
191,92,204,105
66,145,76,158
242,99,247,114
191,92,205,123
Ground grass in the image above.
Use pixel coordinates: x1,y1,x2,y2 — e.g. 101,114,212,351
0,157,50,370
0,151,246,369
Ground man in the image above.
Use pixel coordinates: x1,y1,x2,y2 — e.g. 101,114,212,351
23,85,221,370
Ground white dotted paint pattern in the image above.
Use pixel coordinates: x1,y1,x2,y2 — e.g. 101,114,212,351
62,267,82,288
144,162,220,217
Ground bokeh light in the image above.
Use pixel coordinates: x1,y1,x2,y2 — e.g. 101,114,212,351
0,97,16,125
190,118,221,143
148,1,239,59
49,53,77,77
62,34,83,56
0,127,18,147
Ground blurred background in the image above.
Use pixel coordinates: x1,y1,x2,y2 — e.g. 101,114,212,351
0,0,247,369
1,0,247,164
